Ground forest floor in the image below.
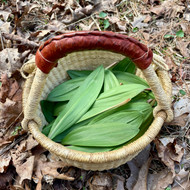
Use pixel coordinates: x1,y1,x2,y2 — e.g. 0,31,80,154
0,0,190,189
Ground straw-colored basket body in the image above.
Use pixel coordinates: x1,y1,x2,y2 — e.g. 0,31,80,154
21,31,173,171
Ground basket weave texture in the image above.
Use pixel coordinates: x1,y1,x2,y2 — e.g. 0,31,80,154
21,31,173,171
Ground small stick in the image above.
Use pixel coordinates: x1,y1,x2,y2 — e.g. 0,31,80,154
2,33,39,48
0,134,28,156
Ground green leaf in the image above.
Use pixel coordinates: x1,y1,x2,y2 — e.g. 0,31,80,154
66,146,113,153
176,30,184,38
113,71,149,87
99,11,107,18
132,27,138,33
164,34,174,39
46,77,86,102
104,19,110,29
90,110,143,126
42,121,54,136
40,100,55,123
104,70,120,91
78,83,147,122
53,102,68,116
52,119,91,142
89,101,152,125
179,89,186,96
48,65,105,139
67,70,92,79
11,126,22,136
62,122,139,147
111,57,136,74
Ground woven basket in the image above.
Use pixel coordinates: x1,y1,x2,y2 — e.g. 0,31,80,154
21,31,173,171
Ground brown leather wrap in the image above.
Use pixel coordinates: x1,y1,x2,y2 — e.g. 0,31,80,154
36,31,153,73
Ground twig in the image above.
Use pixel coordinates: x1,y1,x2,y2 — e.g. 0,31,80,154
91,15,101,31
5,111,23,133
0,134,28,156
2,33,39,48
0,31,4,49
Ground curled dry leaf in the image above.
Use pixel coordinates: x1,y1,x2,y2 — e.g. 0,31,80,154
0,48,21,76
0,152,11,173
147,168,173,190
0,74,22,131
180,23,190,35
10,135,38,184
176,40,190,58
34,154,74,190
154,138,184,177
0,99,22,129
173,98,190,118
0,166,16,190
126,145,151,190
168,113,189,128
132,157,152,190
131,16,148,28
89,172,113,190
150,0,185,17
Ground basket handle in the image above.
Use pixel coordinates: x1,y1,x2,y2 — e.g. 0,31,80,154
36,31,153,74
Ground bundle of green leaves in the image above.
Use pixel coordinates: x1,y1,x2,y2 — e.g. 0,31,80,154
41,58,155,153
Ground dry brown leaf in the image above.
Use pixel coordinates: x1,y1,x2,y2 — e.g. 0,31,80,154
0,166,16,190
176,40,190,58
0,48,22,76
180,23,190,34
25,135,38,151
168,113,189,128
133,157,152,190
173,98,190,118
89,172,113,190
0,99,22,129
126,145,151,190
148,168,173,190
16,156,35,184
34,154,74,189
112,174,125,190
0,152,11,173
155,138,184,176
0,10,11,21
144,15,152,23
150,0,185,17
150,5,166,15
0,22,12,33
10,135,39,184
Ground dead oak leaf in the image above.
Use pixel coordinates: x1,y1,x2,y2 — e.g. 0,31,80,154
154,138,184,177
89,172,113,190
168,113,189,128
10,136,37,185
0,152,11,173
0,48,22,77
0,166,16,190
25,135,38,151
150,5,166,16
180,23,190,35
150,0,185,17
17,156,35,184
176,40,190,58
126,145,151,190
148,168,173,190
131,16,148,28
34,154,74,189
0,98,22,129
132,157,152,190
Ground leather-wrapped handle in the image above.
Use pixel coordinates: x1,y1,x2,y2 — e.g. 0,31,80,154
36,31,153,74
